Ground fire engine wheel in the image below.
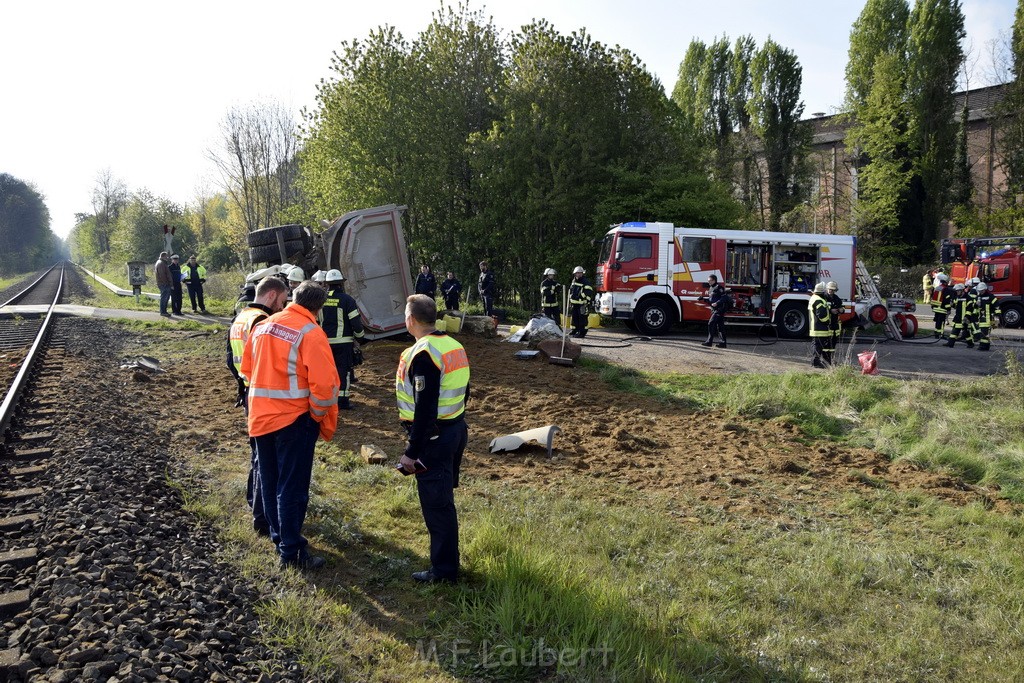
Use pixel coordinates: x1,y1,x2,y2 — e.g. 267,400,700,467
776,302,808,339
1000,303,1023,328
868,304,888,324
249,239,305,265
633,298,674,336
895,313,918,338
247,224,305,248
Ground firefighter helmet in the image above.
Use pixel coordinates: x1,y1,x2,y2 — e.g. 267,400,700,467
936,273,949,283
976,281,988,293
954,283,965,291
312,270,325,282
325,269,345,282
544,268,556,276
572,266,585,275
813,282,826,293
826,281,838,291
970,277,980,286
287,267,305,283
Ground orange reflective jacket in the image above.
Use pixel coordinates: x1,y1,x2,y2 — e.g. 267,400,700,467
241,303,340,440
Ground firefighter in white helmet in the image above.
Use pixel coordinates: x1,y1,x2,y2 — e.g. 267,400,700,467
809,282,831,368
931,273,952,339
825,281,843,363
974,281,1000,351
312,270,327,288
286,266,305,300
540,268,562,321
320,268,364,409
946,283,973,348
568,266,595,338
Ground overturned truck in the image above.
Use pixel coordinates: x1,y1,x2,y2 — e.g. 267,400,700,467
246,204,413,339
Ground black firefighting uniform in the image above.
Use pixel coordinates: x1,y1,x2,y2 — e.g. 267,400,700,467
568,276,595,338
540,277,562,321
321,285,364,407
974,291,1001,351
809,293,832,367
946,290,975,348
825,290,844,362
932,285,952,339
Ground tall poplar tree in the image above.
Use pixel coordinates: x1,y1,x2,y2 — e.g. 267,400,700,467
1000,0,1024,203
906,0,965,257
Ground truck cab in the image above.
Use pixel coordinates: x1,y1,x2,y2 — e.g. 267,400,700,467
941,238,1024,328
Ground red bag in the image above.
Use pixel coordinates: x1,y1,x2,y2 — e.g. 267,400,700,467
858,350,878,375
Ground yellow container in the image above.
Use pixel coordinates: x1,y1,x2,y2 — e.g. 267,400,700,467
588,313,601,328
509,325,522,336
435,318,447,332
444,314,462,333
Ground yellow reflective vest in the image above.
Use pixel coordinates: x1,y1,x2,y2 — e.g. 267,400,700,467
395,333,470,422
230,306,269,385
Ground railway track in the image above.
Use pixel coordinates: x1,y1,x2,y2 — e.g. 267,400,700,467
0,263,67,670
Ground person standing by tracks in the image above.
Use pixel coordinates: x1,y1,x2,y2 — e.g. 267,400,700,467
169,254,184,315
229,276,289,536
396,294,470,583
242,282,340,570
155,251,173,317
183,255,208,313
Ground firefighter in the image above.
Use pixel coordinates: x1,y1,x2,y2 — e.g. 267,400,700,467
946,284,974,348
241,282,339,570
966,277,982,342
312,270,327,289
285,266,305,299
974,281,1000,351
809,282,832,368
228,276,289,537
182,255,208,313
922,269,935,304
320,269,364,410
540,268,562,321
568,266,595,338
700,274,728,348
931,273,952,339
825,280,844,362
396,294,470,583
440,271,462,311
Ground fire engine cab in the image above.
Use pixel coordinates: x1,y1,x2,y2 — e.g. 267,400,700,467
940,236,1024,329
595,222,861,337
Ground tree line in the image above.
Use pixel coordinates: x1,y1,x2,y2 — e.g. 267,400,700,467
68,1,1024,298
0,173,64,275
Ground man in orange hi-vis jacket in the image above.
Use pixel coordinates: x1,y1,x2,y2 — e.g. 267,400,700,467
241,282,339,570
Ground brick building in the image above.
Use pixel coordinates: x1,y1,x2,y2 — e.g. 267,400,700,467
804,83,1010,237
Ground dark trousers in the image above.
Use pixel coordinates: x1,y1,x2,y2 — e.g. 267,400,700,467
415,419,468,580
159,284,172,315
171,286,183,314
187,284,205,311
481,295,494,317
933,312,947,338
570,303,588,337
246,437,268,532
542,306,559,321
331,343,354,407
255,413,320,562
812,336,831,366
705,313,726,344
444,296,459,311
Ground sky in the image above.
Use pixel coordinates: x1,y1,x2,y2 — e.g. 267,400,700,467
1,0,1017,240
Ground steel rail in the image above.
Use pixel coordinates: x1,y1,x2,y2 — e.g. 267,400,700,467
0,262,61,308
0,262,64,438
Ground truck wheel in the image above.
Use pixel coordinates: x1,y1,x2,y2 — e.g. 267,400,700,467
776,302,808,338
1000,303,1023,329
634,298,674,336
249,239,305,265
247,224,305,248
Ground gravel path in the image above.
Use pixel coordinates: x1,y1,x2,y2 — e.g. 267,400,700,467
1,317,302,682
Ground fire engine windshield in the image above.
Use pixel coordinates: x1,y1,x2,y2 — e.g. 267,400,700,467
598,233,614,265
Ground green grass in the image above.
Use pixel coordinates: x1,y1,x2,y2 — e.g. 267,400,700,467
72,262,238,316
580,356,1024,503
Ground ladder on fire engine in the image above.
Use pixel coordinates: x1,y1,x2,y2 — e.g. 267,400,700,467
855,260,903,340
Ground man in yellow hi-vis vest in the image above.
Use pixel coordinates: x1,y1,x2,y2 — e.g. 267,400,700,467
396,294,470,583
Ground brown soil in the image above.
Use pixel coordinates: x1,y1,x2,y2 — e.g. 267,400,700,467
138,329,1011,521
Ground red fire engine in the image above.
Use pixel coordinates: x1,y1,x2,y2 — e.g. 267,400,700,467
940,237,1024,328
595,222,871,337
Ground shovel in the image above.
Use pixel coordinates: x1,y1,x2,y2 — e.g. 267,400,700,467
550,285,574,367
